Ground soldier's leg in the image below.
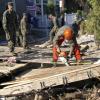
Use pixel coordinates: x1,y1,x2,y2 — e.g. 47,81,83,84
19,34,23,46
53,47,58,62
16,35,19,46
22,34,27,49
11,32,17,56
8,40,16,56
26,34,29,48
8,40,14,52
6,32,14,52
16,30,22,46
49,30,55,44
17,31,23,46
13,32,16,47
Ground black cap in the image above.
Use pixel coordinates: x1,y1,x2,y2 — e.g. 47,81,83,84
8,2,13,6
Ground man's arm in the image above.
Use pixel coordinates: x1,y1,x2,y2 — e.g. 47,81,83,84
2,11,11,41
53,26,67,47
53,29,64,53
68,37,77,57
2,11,8,33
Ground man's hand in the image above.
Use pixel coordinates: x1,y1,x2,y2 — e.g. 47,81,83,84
67,53,72,59
57,47,61,53
6,32,10,41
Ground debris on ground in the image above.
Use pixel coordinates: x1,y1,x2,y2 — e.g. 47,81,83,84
0,34,100,99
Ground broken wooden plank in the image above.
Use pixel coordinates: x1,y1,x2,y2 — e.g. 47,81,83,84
0,64,100,95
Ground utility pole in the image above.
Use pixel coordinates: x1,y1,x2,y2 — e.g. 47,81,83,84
59,0,65,26
59,0,65,12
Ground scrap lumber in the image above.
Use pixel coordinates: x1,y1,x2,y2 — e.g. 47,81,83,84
0,63,100,95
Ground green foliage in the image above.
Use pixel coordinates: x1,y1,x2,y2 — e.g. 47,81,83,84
80,21,87,35
47,0,55,15
48,0,54,6
84,0,100,40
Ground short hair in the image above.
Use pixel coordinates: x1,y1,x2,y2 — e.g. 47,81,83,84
23,13,27,16
8,2,13,6
48,13,55,17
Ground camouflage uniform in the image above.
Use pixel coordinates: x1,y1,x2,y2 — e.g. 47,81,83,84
53,25,77,47
2,8,18,53
40,15,59,48
53,22,80,46
49,16,59,44
20,13,29,49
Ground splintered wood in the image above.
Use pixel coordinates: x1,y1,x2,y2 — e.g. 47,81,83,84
0,63,100,96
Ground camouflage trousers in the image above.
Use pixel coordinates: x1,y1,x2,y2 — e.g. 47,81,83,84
16,31,23,46
6,32,16,52
22,34,28,49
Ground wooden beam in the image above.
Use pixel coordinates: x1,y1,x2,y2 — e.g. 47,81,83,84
0,64,100,95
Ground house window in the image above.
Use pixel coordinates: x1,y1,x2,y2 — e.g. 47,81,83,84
43,0,47,4
43,5,47,14
56,1,59,5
